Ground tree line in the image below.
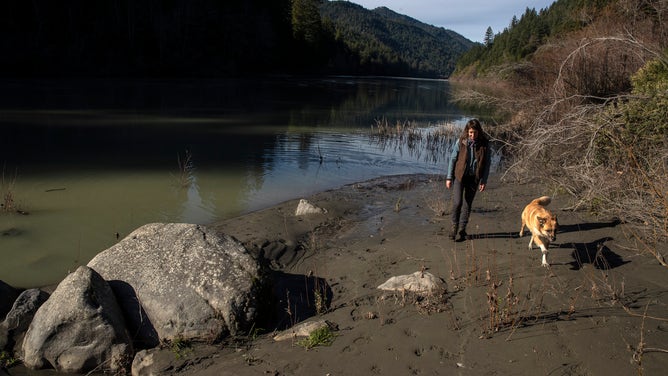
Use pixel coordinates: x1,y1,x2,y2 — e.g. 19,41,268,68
454,0,613,77
0,0,471,78
1,0,295,77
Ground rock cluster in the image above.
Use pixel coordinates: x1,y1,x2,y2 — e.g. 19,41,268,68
0,223,262,375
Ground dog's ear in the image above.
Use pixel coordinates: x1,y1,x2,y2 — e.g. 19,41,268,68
538,217,546,226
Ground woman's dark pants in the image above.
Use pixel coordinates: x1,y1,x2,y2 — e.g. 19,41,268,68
451,175,478,233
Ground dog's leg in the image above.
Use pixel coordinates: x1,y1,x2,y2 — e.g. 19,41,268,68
532,236,550,267
536,238,549,267
528,234,535,249
519,221,525,237
540,246,549,267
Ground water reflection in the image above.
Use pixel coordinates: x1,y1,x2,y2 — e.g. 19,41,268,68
1,77,472,288
179,178,217,225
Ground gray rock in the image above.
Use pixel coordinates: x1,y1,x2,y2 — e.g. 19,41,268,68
377,271,447,293
21,266,133,373
295,199,327,215
273,319,333,341
0,289,49,352
131,349,159,376
87,223,262,346
0,280,19,321
130,348,183,376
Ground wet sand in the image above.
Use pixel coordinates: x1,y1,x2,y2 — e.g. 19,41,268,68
181,173,668,376
6,174,667,376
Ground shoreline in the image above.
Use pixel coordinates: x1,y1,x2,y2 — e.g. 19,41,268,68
5,173,668,375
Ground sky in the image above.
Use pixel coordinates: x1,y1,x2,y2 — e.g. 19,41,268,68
344,0,557,42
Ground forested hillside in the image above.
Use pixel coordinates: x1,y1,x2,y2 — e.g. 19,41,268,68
0,0,470,78
0,0,296,77
451,0,668,255
320,1,473,77
454,0,613,77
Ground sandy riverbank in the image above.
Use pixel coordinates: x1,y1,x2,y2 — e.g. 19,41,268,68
173,173,667,375
5,173,667,376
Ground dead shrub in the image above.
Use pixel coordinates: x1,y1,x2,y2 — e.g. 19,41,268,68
457,1,668,261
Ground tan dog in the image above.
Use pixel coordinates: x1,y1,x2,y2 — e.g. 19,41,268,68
520,196,558,267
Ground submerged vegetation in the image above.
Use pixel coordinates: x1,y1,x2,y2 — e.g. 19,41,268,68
370,118,462,164
1,167,18,213
452,0,668,260
174,149,195,189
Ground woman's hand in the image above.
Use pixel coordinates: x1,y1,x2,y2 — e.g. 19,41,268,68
479,183,486,192
446,179,452,189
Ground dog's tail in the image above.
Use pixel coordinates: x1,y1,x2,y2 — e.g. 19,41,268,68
531,196,552,206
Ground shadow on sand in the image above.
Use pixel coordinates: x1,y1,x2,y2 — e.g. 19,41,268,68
467,219,628,270
557,237,629,270
262,271,333,332
557,219,622,233
467,219,622,241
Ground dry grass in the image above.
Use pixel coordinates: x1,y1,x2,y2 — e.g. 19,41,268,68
454,1,668,266
439,218,655,348
423,178,449,217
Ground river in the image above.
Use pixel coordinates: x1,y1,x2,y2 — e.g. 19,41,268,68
0,76,483,288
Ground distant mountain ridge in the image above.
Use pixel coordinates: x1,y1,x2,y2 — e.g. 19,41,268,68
371,6,470,44
320,1,474,78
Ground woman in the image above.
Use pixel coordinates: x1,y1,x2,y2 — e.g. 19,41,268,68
445,119,491,242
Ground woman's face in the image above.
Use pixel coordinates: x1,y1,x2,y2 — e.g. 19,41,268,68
468,128,478,141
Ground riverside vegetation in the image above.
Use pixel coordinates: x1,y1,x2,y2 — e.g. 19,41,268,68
451,0,667,266
447,1,668,369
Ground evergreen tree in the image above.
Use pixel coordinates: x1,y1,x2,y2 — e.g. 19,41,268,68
292,0,323,44
484,26,494,46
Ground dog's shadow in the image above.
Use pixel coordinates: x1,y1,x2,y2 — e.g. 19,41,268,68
556,219,627,270
469,219,628,270
557,219,621,234
469,219,622,240
557,237,629,270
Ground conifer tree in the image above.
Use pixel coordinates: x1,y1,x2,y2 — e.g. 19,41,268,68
484,26,494,46
292,0,323,44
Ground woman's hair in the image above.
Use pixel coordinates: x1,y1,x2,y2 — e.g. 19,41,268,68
465,119,483,133
460,118,488,142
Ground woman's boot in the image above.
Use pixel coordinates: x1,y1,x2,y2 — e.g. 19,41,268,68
456,226,468,242
449,223,458,240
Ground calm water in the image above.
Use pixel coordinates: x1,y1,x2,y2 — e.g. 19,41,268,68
1,77,478,288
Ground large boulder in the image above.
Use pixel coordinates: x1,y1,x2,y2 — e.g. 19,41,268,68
87,223,262,346
0,288,49,352
22,266,133,373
